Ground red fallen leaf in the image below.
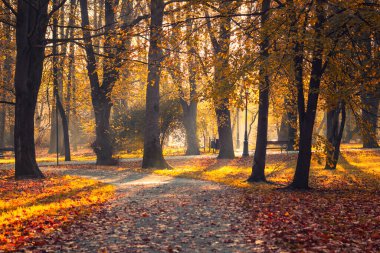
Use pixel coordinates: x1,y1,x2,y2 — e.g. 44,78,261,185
141,212,150,218
371,232,380,239
33,240,47,246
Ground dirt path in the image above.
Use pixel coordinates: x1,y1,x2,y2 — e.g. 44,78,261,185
36,167,265,252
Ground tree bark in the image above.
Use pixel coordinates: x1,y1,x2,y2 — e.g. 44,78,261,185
215,100,235,159
0,21,12,149
181,99,200,155
52,0,71,161
48,105,64,153
181,22,200,156
286,97,297,151
325,102,346,170
248,0,271,183
79,0,121,165
142,0,169,168
361,1,379,149
343,109,358,143
14,0,49,179
361,93,379,148
290,0,326,189
0,68,5,148
67,0,78,151
209,2,235,159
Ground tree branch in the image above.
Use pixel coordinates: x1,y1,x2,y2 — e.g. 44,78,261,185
0,0,17,16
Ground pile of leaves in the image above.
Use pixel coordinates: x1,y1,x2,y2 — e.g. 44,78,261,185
0,169,115,251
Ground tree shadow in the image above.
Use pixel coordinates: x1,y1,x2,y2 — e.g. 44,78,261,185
1,182,107,214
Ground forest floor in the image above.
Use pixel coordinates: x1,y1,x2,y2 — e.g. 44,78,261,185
0,149,379,252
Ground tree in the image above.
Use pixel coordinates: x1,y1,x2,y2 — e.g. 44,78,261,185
360,27,379,148
79,0,115,165
52,0,71,161
79,0,139,165
289,0,326,189
206,1,235,159
167,12,201,156
248,0,271,183
142,0,170,168
12,0,63,179
0,18,13,149
325,102,346,170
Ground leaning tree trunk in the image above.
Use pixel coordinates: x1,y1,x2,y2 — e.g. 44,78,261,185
248,76,270,182
56,96,71,161
248,0,271,183
325,103,346,170
290,0,325,189
142,0,169,168
14,0,49,179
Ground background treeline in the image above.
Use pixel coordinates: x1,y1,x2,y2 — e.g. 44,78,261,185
0,0,378,188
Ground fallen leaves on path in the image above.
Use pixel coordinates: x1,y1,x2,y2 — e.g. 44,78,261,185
0,169,115,251
9,150,379,252
43,150,380,252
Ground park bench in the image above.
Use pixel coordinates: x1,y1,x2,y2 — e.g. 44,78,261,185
0,147,14,158
267,140,288,153
210,139,220,153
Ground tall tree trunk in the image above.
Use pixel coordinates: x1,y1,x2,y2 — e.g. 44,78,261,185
14,0,49,179
325,102,346,170
361,0,379,149
67,0,77,151
343,109,359,143
215,100,235,159
236,109,240,149
361,92,379,148
0,66,5,148
290,0,326,189
52,0,71,161
278,112,288,141
80,0,121,165
142,0,169,168
209,2,235,159
48,105,63,153
181,22,200,156
286,97,297,151
248,0,271,183
181,99,200,155
0,20,12,148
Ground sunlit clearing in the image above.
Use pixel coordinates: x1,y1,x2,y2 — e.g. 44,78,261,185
0,170,115,251
147,151,380,191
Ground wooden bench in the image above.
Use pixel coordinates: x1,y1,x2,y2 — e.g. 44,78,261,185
0,147,14,158
267,140,288,153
